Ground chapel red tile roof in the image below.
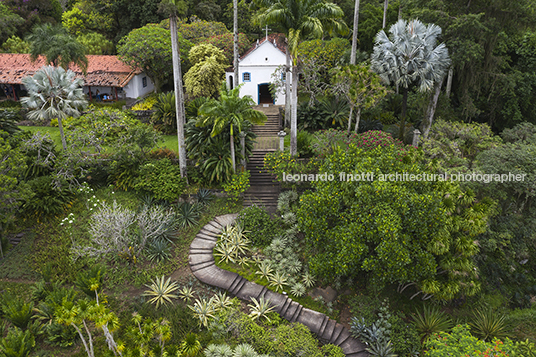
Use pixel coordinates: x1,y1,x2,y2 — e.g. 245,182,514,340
0,54,141,87
240,33,288,60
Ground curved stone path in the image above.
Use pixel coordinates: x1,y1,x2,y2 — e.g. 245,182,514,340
189,214,368,357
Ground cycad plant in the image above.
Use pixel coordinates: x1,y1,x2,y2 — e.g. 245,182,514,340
469,307,511,341
151,91,176,134
248,296,275,322
0,328,35,357
142,276,179,309
179,332,202,357
412,305,452,343
1,297,34,330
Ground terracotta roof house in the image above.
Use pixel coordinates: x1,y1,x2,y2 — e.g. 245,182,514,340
226,33,290,106
0,54,154,101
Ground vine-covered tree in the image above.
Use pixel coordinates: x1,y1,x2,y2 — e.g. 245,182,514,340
183,44,227,98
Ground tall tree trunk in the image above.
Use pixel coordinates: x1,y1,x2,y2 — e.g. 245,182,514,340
383,0,388,28
230,133,236,172
71,323,94,357
350,0,360,65
446,67,453,97
58,116,67,151
233,0,239,88
347,106,353,134
290,63,298,156
423,81,443,139
285,50,291,126
170,14,187,179
354,107,362,133
399,87,408,141
240,132,246,170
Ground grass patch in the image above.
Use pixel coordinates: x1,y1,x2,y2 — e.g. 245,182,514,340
0,230,40,281
507,307,536,342
160,134,178,152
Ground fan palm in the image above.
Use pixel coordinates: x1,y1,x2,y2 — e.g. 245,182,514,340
198,82,267,172
252,0,348,156
370,19,450,140
21,66,87,151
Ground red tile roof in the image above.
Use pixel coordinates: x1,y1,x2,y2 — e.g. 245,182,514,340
0,54,141,87
240,33,288,60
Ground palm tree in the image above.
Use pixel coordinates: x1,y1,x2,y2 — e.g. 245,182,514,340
198,82,267,172
27,23,88,73
162,0,188,179
253,0,348,156
370,19,450,140
21,66,87,151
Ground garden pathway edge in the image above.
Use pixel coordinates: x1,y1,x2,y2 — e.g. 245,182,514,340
189,214,369,357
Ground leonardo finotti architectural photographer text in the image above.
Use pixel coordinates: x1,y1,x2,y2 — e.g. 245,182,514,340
282,172,526,183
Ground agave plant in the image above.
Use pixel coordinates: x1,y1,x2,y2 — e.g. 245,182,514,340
248,296,275,322
269,271,288,292
469,307,511,341
269,236,287,253
146,239,172,263
188,298,215,327
255,261,274,280
214,243,236,264
412,305,452,343
176,202,200,228
366,340,397,357
302,272,316,288
237,256,252,268
218,225,236,243
178,286,196,303
142,276,179,309
290,282,306,297
211,292,233,310
233,343,258,357
286,258,302,275
196,188,214,206
228,233,250,257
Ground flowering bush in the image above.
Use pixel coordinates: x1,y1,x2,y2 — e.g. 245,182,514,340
223,170,250,202
424,324,515,357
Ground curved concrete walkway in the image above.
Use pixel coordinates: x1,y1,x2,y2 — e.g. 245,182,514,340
189,214,368,357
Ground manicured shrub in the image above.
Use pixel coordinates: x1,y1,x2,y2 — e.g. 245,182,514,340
134,158,186,201
235,206,282,247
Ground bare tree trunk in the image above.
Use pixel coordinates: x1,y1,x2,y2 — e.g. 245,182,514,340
347,106,353,134
354,107,362,133
58,116,67,151
290,63,298,156
233,0,239,88
285,50,291,126
230,133,236,172
423,81,443,139
170,14,187,179
240,132,246,170
383,0,388,28
399,87,408,141
350,0,360,65
446,67,453,97
71,322,93,357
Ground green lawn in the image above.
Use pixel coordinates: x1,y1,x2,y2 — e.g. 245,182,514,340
20,126,179,153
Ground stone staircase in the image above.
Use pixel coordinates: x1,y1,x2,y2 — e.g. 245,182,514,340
189,215,369,357
244,150,280,214
244,105,282,214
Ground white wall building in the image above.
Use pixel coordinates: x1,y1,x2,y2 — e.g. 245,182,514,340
227,33,290,106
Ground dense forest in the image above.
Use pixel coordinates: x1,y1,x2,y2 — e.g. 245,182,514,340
1,0,535,132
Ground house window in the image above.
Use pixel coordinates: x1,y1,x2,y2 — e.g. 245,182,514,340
142,77,147,88
243,72,251,82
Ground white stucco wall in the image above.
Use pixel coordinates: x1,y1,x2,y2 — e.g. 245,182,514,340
230,40,290,105
123,73,155,99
